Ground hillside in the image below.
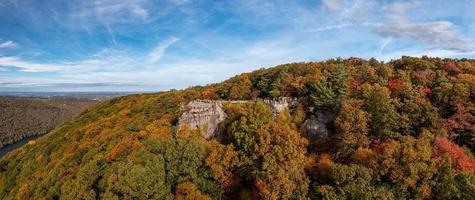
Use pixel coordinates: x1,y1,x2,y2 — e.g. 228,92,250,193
0,97,96,148
1,56,475,199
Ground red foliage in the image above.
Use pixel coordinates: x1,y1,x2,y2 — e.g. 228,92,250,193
421,86,432,95
434,137,475,173
412,70,434,83
57,171,70,181
388,79,403,90
347,78,362,89
442,104,473,139
369,137,392,153
444,62,462,75
369,139,383,153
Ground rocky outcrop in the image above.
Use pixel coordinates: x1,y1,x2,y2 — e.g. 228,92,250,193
263,97,299,113
303,111,335,141
178,98,330,140
177,100,228,139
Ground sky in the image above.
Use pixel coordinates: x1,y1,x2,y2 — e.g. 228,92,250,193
0,0,474,92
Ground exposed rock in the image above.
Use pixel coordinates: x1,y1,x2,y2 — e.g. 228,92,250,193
178,98,300,139
304,111,335,141
178,100,227,139
263,97,299,113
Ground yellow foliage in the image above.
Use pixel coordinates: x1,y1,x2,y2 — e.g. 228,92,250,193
16,182,31,200
316,154,334,177
291,104,306,126
205,140,240,188
305,154,318,171
141,118,173,139
107,135,142,161
352,147,377,169
335,98,369,154
119,109,129,116
255,179,275,200
201,86,219,99
175,182,212,200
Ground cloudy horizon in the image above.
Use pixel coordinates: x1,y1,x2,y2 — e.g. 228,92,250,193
1,0,474,92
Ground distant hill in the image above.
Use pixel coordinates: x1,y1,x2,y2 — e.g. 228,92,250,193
0,97,96,148
0,92,136,101
1,56,475,199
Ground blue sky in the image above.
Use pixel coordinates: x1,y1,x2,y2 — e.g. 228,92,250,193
0,0,474,92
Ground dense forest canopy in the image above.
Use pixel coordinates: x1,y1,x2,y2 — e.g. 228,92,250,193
0,97,96,148
1,56,475,199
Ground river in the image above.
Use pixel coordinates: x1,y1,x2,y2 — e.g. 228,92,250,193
0,134,44,158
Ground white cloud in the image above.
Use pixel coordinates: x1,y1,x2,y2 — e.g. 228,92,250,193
320,0,473,52
0,56,61,72
376,38,392,55
92,0,150,20
0,41,17,49
377,48,475,62
2,0,475,92
373,1,473,52
321,0,374,22
0,48,137,73
322,0,345,11
375,20,472,52
0,36,178,74
148,37,179,64
68,0,154,35
308,22,381,32
131,4,149,20
169,0,190,6
0,31,318,91
309,23,354,32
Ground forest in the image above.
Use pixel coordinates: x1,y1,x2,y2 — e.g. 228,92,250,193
1,56,475,199
0,97,96,148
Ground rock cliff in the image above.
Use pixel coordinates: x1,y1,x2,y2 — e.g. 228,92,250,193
177,100,228,139
263,97,298,113
178,98,331,140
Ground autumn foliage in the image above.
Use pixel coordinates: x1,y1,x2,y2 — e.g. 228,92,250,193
388,79,404,90
435,137,475,173
2,57,475,199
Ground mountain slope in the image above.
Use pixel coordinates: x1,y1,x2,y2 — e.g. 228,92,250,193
1,57,475,199
0,97,96,148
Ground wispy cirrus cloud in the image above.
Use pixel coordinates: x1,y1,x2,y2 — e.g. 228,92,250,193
169,0,190,6
0,41,17,49
148,37,179,64
77,0,151,23
308,22,382,32
0,81,140,88
0,48,137,73
0,36,181,73
0,56,61,72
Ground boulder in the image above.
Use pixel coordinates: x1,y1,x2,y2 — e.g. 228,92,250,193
304,111,335,141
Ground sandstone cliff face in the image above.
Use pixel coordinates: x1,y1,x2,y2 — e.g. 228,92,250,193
177,100,227,139
178,98,331,140
263,97,299,113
